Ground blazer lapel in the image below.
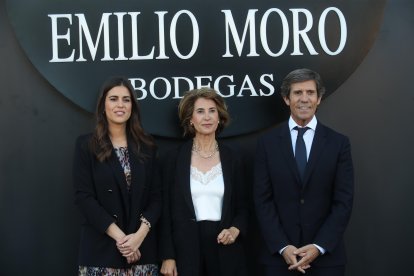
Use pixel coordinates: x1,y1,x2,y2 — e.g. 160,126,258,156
279,123,302,185
108,149,130,217
302,122,327,188
176,141,196,218
219,143,232,222
128,146,145,225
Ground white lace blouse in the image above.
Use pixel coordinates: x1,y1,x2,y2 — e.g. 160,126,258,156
190,163,224,221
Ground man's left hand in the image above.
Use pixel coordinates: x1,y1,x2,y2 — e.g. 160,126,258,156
288,244,320,272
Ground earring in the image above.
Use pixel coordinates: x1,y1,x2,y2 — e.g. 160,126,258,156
190,122,193,126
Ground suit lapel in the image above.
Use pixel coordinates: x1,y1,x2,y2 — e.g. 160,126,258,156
176,141,196,218
279,123,302,185
302,122,327,189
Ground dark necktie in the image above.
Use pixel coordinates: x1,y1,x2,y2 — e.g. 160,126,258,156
294,126,309,180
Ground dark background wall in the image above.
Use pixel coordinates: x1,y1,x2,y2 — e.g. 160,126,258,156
1,0,413,275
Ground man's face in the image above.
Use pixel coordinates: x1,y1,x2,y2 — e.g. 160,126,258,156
283,80,321,126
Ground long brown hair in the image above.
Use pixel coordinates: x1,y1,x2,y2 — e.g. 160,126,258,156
89,76,155,162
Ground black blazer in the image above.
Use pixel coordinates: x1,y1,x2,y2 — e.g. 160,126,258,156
254,121,354,267
73,134,161,268
159,140,248,276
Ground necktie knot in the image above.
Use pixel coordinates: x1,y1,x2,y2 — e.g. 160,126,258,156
294,126,310,137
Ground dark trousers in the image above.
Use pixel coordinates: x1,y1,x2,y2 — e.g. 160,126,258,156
197,220,221,276
264,265,345,276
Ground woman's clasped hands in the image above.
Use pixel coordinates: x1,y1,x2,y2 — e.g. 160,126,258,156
116,232,145,264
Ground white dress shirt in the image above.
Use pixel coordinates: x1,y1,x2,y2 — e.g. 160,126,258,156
280,116,326,255
288,116,317,160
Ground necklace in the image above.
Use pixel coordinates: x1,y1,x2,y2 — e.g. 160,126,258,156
192,140,219,159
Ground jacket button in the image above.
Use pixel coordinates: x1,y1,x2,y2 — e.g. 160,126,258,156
300,199,305,204
112,214,118,221
107,189,113,193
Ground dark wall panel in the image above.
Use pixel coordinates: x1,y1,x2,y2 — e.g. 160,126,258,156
317,1,414,275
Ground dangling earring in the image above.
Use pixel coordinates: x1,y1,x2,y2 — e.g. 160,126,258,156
190,121,193,126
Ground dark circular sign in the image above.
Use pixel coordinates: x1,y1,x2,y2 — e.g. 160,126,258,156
6,0,386,137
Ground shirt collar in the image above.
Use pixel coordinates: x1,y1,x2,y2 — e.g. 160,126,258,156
288,116,318,132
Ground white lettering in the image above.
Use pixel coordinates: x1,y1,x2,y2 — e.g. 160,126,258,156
170,10,199,59
155,11,169,59
76,13,112,61
149,77,171,100
290,9,318,55
129,73,276,100
195,76,213,88
130,12,155,60
259,74,275,96
49,14,75,62
172,76,194,98
237,75,258,97
114,12,127,61
260,9,289,57
222,9,259,57
49,7,348,62
129,78,148,100
214,75,235,97
318,7,347,55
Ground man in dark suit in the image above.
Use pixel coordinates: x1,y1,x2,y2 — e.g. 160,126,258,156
254,68,354,276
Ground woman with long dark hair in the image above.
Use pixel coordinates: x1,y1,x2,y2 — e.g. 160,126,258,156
73,76,161,275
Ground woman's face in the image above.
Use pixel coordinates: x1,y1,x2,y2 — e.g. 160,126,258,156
104,85,132,127
190,97,219,136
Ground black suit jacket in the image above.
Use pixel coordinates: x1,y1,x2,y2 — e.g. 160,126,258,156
159,140,248,276
73,134,161,268
254,121,354,267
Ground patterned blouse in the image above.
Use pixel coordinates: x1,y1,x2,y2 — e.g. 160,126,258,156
114,147,132,189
